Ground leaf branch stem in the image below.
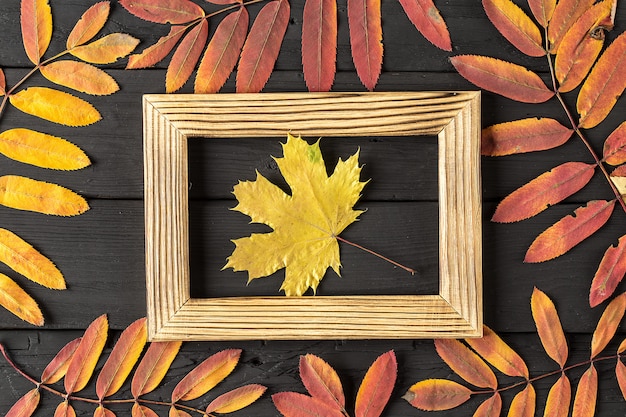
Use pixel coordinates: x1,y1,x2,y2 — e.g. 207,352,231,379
335,235,416,275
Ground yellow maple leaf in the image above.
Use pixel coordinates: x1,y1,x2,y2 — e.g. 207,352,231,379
224,134,367,296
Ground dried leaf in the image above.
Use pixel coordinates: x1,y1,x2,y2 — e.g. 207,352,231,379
119,0,205,24
403,379,472,411
465,325,529,378
41,338,81,384
132,404,159,417
590,293,626,358
0,68,6,95
398,0,452,51
355,350,396,417
528,0,555,27
70,33,140,64
544,375,571,417
6,388,40,417
0,273,43,326
617,361,626,400
41,61,119,96
0,175,89,216
619,338,626,354
21,0,52,64
94,406,115,417
434,339,497,389
610,166,626,198
171,348,241,402
0,228,65,289
482,0,544,57
604,122,626,166
236,0,290,93
347,0,382,91
166,20,208,93
572,365,597,417
473,393,501,417
0,128,91,170
450,55,554,103
525,200,615,263
64,314,109,394
96,318,148,399
492,162,595,223
301,0,337,92
578,31,626,129
169,407,191,417
508,384,536,417
482,118,572,156
10,87,101,127
531,287,568,367
548,0,594,52
205,384,267,414
131,340,182,397
66,1,110,49
54,401,76,417
207,0,241,4
299,354,345,408
127,25,187,69
272,392,345,417
590,235,626,307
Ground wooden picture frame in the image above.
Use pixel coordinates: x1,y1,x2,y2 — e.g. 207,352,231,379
144,92,482,341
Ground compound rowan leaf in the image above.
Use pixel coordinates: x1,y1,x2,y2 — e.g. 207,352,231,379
6,388,40,417
195,8,248,93
355,350,396,417
590,235,626,307
127,26,187,69
525,200,615,263
0,68,6,95
403,379,471,411
482,0,544,57
398,0,451,51
528,0,555,27
65,314,109,394
591,293,626,358
205,384,267,414
603,121,626,166
131,340,182,398
21,0,52,65
347,0,382,91
508,384,536,417
492,162,595,223
465,325,529,378
548,0,594,52
299,354,345,408
531,287,568,367
9,87,101,127
236,0,289,93
572,365,597,417
302,0,337,92
482,118,572,156
171,349,241,402
66,1,110,49
41,338,82,384
166,20,208,93
272,392,345,417
434,339,497,389
119,0,205,24
617,360,626,400
70,33,140,64
96,318,148,399
94,406,115,417
451,55,554,103
41,61,119,96
132,404,159,417
0,175,89,216
544,375,571,417
54,401,76,417
224,134,368,296
0,273,43,326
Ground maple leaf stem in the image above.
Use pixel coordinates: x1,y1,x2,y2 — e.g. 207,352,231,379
334,235,416,275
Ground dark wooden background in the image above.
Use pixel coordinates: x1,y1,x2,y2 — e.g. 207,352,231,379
1,0,625,415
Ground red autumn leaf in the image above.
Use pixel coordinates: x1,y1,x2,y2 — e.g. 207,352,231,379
472,393,501,417
355,350,397,417
0,68,6,95
119,0,204,24
299,354,345,408
482,0,544,57
207,0,241,4
482,117,572,156
403,379,471,411
528,0,555,27
572,365,597,417
347,0,382,91
544,374,571,417
531,287,568,367
301,0,337,92
132,404,159,417
54,401,75,417
578,31,626,129
6,388,40,417
604,122,626,166
94,406,115,417
465,325,529,378
397,0,452,51
236,0,290,93
525,200,615,263
131,340,182,397
21,0,53,65
127,26,187,69
64,314,109,394
195,8,249,93
272,392,345,417
548,0,594,52
434,339,497,389
492,162,595,223
166,20,208,93
590,235,626,307
617,361,626,400
40,337,81,384
66,1,110,49
508,384,536,417
591,293,626,358
205,384,267,414
450,55,554,103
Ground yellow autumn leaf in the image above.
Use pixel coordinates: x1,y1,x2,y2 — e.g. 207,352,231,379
40,60,119,95
9,87,101,126
0,272,44,326
224,134,367,296
0,175,89,216
70,33,140,64
0,128,90,170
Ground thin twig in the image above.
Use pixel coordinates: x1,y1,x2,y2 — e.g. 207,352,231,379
335,235,417,275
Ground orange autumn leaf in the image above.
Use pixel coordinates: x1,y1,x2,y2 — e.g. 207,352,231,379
6,388,40,417
434,339,497,389
169,407,191,417
70,33,139,64
603,121,626,166
531,287,568,367
508,384,536,417
465,325,529,378
544,374,571,417
66,1,110,49
10,87,101,127
301,0,337,92
54,401,76,417
127,26,187,69
473,393,501,417
347,0,382,91
132,404,159,417
21,0,52,64
548,0,594,52
40,338,81,384
590,293,626,358
272,392,345,417
482,117,572,156
525,200,615,263
0,175,89,216
131,340,182,398
0,68,5,95
528,0,556,27
96,318,148,399
0,273,43,326
572,365,597,417
589,235,626,307
616,361,626,400
119,0,205,24
403,379,471,411
398,0,452,51
166,20,208,93
492,162,595,223
40,61,119,95
205,384,267,414
299,354,345,408
451,55,554,103
482,0,544,57
236,0,290,93
64,314,109,394
93,406,115,417
355,350,396,417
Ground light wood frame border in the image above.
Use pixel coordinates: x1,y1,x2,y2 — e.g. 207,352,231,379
144,92,482,341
